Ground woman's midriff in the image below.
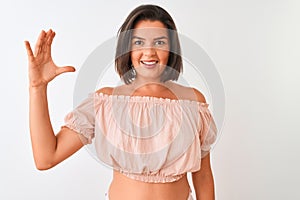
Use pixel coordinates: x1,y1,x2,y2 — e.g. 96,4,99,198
108,170,191,200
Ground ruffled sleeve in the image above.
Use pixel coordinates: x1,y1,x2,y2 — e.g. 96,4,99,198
199,105,218,158
62,93,96,144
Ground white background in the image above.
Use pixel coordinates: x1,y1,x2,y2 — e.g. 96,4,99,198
1,0,300,199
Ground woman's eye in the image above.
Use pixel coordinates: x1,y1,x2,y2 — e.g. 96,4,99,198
154,40,166,46
133,40,143,45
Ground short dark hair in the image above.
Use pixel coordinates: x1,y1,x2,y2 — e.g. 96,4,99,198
115,4,183,84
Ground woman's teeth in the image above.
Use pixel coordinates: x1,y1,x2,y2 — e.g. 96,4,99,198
141,61,157,65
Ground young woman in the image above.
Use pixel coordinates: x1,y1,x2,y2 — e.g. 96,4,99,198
25,5,217,200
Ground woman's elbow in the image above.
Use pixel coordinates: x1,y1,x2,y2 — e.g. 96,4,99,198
34,159,56,170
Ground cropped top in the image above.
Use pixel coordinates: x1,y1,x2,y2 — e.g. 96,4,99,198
63,92,217,183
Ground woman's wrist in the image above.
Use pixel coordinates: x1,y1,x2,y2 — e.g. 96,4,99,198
29,84,48,93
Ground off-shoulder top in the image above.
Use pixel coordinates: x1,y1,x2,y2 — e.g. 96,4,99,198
63,92,217,183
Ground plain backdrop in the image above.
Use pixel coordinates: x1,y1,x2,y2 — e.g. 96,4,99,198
1,0,299,199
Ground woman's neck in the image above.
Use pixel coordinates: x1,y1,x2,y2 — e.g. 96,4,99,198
128,80,176,98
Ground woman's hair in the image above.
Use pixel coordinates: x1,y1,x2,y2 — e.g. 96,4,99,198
115,4,183,84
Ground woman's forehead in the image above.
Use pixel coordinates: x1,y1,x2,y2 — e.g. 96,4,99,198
132,28,168,39
132,20,168,38
134,20,166,29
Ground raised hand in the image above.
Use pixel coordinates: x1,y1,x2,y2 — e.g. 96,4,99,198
25,29,75,88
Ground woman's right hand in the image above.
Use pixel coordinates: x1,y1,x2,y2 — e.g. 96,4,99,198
25,29,75,88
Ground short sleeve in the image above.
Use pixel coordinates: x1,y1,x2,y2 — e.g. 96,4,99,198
199,107,218,158
62,93,96,144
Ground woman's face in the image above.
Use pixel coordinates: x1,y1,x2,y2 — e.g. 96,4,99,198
130,20,169,82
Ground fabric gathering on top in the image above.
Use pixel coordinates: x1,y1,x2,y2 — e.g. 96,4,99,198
63,92,217,183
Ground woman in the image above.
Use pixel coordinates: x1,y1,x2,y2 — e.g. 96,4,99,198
25,4,217,200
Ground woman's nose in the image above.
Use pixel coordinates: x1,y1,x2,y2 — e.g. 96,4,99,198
142,46,156,56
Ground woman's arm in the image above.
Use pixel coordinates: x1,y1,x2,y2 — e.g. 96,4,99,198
26,30,83,170
192,153,215,200
29,86,84,170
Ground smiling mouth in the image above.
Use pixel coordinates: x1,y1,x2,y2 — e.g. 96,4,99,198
140,60,159,68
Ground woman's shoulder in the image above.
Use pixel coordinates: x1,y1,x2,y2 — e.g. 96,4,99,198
95,85,130,96
95,83,206,104
191,87,207,103
95,87,114,95
168,82,207,103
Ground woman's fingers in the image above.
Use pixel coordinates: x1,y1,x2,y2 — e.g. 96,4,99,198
46,30,55,56
24,41,34,61
34,30,46,56
42,30,52,54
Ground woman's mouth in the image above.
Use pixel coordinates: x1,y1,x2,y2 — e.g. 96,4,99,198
140,60,158,68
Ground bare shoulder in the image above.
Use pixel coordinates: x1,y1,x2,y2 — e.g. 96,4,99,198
191,88,207,103
95,85,131,96
168,82,206,103
95,87,114,95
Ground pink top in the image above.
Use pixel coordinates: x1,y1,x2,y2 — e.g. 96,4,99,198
63,92,217,183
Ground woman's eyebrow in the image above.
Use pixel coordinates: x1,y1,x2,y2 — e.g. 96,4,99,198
132,36,168,40
132,36,145,40
153,36,168,40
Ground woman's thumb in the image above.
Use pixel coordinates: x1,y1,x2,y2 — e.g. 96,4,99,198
56,66,76,75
